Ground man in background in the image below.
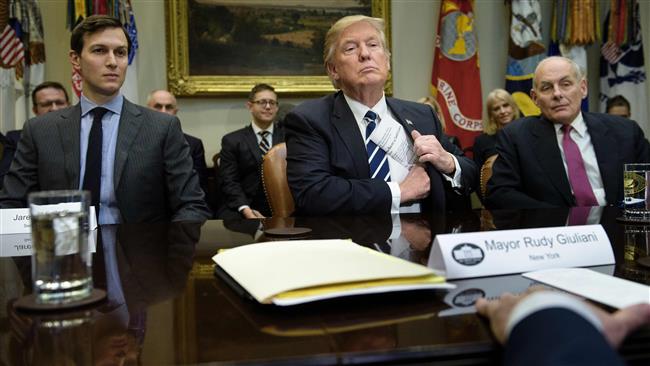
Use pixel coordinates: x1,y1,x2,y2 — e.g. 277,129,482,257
218,83,284,219
606,95,631,119
6,81,70,146
146,89,208,195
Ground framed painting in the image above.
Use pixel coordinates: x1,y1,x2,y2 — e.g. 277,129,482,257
166,0,391,96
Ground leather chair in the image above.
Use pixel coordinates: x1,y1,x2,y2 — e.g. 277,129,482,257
261,143,294,217
480,154,498,199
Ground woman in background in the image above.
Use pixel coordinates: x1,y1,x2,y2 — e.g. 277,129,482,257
474,89,520,169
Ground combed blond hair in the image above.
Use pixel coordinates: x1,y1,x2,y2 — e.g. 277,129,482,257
483,89,520,135
323,15,390,89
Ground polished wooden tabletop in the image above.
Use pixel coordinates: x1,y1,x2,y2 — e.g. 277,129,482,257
1,208,649,365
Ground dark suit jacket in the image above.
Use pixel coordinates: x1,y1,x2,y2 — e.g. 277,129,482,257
486,113,650,209
0,133,15,189
5,129,21,147
504,307,624,366
472,133,497,170
184,133,208,194
284,91,477,216
218,123,285,217
0,99,211,222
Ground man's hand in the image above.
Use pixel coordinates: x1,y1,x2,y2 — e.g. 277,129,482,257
241,207,265,219
475,288,650,347
399,164,430,203
412,130,455,174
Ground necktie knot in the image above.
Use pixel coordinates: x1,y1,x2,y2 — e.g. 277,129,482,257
364,111,378,138
364,110,390,182
93,107,109,122
258,130,271,154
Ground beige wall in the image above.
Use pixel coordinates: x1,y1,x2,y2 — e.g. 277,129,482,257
39,0,650,163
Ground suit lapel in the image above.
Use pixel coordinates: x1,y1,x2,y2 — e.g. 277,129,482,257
58,104,82,188
585,114,618,204
244,126,263,164
531,118,574,205
114,100,144,189
387,98,446,212
331,92,369,177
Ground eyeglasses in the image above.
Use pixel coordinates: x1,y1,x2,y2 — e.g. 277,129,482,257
252,99,278,107
36,100,68,109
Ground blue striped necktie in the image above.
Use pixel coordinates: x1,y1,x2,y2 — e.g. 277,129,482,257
364,110,390,181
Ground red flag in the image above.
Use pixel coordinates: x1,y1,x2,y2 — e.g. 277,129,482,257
431,0,482,154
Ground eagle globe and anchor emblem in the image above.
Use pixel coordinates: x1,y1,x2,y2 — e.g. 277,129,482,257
438,9,477,61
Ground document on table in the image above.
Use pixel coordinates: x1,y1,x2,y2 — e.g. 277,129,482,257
523,268,650,309
213,239,453,306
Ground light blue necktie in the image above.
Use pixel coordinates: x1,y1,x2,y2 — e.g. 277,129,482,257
364,110,390,182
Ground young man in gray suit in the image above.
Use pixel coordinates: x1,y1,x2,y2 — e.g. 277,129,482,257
0,15,210,223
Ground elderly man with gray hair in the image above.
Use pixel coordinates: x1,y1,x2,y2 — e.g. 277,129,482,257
284,15,477,216
486,56,650,209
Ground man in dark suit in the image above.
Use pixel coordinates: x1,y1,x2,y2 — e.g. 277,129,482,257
486,56,650,209
218,83,285,219
0,15,210,223
285,15,476,216
5,81,71,147
146,89,209,194
476,289,650,366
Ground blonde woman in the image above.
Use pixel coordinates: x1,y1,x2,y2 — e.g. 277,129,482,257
474,89,520,169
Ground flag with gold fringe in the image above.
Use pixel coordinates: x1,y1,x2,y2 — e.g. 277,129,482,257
599,0,646,130
430,0,482,155
549,0,600,112
505,0,544,117
0,0,44,133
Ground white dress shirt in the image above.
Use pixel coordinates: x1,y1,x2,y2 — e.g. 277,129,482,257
554,113,607,206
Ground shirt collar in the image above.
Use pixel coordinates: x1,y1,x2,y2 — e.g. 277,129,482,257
80,94,124,118
251,121,274,135
343,93,388,124
554,112,586,137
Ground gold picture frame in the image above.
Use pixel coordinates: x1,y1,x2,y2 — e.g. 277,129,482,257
165,0,391,96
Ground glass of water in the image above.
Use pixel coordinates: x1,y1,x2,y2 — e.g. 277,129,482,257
29,190,92,304
623,163,650,222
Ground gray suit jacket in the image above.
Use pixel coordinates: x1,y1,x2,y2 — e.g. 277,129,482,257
0,99,211,222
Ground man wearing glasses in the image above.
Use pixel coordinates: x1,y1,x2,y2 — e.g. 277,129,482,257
218,83,285,219
6,81,70,147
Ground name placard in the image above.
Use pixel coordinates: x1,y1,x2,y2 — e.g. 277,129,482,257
0,207,97,234
0,229,97,258
429,225,614,280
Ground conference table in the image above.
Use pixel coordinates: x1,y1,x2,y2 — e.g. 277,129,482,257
1,207,649,365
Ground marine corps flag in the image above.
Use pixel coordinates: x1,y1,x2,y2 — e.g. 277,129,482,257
431,0,482,154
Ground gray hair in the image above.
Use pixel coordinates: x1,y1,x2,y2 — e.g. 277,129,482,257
532,56,584,89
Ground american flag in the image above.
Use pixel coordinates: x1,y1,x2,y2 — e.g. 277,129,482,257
0,21,24,67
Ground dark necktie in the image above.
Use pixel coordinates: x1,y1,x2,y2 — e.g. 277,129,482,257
259,130,270,154
83,107,108,212
364,110,390,181
561,125,598,206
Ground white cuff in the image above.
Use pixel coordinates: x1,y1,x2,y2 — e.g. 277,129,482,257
505,291,603,340
442,155,462,188
387,181,401,214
